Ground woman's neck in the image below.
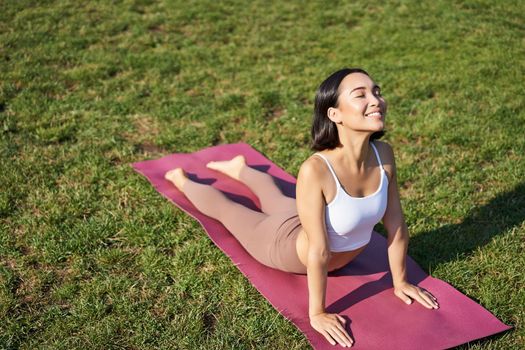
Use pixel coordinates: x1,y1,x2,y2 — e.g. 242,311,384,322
332,131,372,172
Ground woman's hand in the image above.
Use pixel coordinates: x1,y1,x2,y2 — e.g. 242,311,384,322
310,312,354,347
394,281,439,309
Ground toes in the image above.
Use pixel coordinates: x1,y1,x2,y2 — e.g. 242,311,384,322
234,155,246,165
165,168,184,181
164,169,175,180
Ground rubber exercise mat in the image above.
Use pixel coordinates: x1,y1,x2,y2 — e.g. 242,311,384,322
132,142,511,349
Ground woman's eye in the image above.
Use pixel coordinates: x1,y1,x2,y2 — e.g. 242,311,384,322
355,95,365,98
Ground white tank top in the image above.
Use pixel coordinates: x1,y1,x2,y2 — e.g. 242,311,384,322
314,142,388,252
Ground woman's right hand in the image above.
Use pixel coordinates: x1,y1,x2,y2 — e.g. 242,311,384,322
310,312,354,347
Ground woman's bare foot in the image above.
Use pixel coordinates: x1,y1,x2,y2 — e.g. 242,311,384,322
164,168,188,191
206,155,246,180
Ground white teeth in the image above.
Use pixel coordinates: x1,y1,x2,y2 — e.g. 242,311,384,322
366,112,382,117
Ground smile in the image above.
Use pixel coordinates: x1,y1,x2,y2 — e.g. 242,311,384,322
365,111,383,118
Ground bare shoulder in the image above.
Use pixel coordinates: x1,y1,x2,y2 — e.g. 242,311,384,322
297,154,329,185
372,139,394,160
372,140,397,178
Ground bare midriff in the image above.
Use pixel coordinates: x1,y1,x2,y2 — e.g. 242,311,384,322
295,228,367,272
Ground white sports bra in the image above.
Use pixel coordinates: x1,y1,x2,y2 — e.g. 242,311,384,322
314,142,389,252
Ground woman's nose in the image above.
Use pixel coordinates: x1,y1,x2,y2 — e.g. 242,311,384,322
369,93,381,106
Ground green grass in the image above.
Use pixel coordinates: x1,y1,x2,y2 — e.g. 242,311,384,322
1,0,524,348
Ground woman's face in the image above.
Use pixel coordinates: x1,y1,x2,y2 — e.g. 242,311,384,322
329,72,387,133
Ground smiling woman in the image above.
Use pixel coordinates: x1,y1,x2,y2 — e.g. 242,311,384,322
163,67,439,347
295,69,437,347
311,68,386,153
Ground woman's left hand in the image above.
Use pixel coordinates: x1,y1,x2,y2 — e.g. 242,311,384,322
394,281,439,309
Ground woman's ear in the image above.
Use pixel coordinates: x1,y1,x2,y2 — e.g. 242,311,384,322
327,107,342,124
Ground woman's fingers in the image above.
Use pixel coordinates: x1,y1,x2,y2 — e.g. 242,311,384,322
408,288,438,309
394,288,412,304
425,290,438,302
319,319,353,347
418,289,439,309
329,326,352,347
414,293,433,309
335,314,347,325
413,289,433,309
395,283,440,310
334,314,353,346
328,315,353,347
320,329,336,346
310,313,354,347
332,323,354,347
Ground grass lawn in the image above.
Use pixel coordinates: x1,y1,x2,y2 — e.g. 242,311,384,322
1,0,524,348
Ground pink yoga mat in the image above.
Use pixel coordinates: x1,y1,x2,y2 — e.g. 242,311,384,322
132,142,511,349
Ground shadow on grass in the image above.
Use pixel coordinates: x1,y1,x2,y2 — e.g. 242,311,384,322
408,181,525,269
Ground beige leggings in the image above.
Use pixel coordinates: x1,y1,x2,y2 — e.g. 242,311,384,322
182,165,307,274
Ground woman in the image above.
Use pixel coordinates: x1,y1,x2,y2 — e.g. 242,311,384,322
165,68,439,347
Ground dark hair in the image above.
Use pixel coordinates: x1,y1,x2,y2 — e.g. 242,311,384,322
311,67,385,151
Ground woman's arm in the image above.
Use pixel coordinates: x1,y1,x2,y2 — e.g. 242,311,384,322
296,158,353,347
380,142,439,309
